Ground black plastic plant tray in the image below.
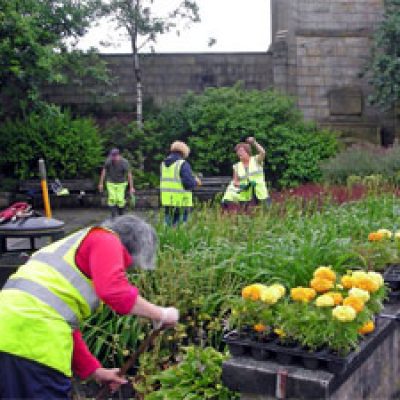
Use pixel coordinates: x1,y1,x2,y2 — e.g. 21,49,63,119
224,330,355,375
384,264,400,291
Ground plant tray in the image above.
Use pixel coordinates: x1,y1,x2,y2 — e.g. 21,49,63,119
223,331,357,375
384,264,400,289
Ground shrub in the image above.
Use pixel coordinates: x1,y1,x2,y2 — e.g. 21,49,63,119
100,119,159,189
321,143,400,185
145,84,338,188
0,104,103,179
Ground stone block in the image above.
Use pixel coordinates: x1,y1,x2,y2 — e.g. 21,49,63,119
329,87,363,115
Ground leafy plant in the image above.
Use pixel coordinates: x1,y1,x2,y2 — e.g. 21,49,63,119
321,143,400,184
143,346,238,400
0,0,110,116
363,0,400,109
0,104,103,179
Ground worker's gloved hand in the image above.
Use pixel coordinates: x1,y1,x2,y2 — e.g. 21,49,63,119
195,176,202,187
153,306,180,329
92,367,127,392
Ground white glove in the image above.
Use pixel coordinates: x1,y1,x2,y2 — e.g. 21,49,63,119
154,307,179,329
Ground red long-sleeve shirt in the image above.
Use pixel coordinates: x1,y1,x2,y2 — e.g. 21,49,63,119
71,228,139,379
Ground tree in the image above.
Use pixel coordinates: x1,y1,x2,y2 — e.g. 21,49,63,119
106,0,200,129
0,0,109,117
365,0,400,110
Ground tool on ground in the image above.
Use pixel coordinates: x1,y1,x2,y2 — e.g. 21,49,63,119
38,159,52,218
95,327,163,400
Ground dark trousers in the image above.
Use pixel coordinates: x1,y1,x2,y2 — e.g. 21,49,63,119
0,352,71,400
164,207,189,226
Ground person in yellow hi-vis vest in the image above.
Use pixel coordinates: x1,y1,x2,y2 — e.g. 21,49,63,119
0,215,179,399
98,148,135,219
222,136,270,212
160,141,201,226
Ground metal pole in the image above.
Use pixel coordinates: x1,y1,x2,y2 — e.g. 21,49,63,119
38,158,52,218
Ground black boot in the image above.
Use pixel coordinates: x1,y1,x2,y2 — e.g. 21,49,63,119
117,207,125,216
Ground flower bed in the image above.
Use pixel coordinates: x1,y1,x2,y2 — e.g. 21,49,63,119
226,266,386,373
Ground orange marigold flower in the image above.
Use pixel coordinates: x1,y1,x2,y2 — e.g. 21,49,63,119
343,296,364,313
368,232,384,242
254,323,267,333
291,287,316,303
341,275,354,289
310,277,334,293
353,277,379,293
314,266,336,282
358,320,375,335
326,291,343,305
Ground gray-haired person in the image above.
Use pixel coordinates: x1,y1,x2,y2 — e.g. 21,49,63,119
0,215,178,399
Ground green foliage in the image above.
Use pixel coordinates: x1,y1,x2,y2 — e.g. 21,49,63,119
0,0,109,116
321,143,400,184
364,0,400,109
0,104,103,179
144,85,338,188
100,119,159,188
144,347,238,400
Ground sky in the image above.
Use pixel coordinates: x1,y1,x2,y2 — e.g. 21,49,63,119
77,0,272,54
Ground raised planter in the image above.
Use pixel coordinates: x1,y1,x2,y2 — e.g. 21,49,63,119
384,264,400,303
222,304,400,400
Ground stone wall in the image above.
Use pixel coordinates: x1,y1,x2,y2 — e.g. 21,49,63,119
42,53,274,111
271,0,395,144
41,0,397,144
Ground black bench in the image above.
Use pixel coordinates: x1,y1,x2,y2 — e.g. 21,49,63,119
193,176,231,201
17,179,98,208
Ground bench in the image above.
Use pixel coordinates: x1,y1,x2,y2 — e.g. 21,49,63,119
193,176,231,201
17,179,99,208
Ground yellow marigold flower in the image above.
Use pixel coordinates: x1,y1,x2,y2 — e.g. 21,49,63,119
260,287,281,305
348,287,370,303
368,232,384,242
377,228,392,239
332,305,357,322
367,271,384,288
269,283,286,297
353,276,379,293
274,328,286,337
241,283,266,301
316,294,335,307
291,287,316,303
351,270,368,280
341,275,354,289
326,291,343,305
343,296,364,313
314,266,336,282
358,320,375,335
310,277,334,293
254,323,267,333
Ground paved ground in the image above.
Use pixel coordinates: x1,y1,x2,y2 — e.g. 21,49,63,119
3,207,157,253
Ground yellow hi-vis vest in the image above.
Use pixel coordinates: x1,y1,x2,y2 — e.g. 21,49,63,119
223,156,268,202
160,159,193,207
0,227,104,377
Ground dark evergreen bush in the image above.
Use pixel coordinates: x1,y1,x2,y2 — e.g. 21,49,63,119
0,105,103,179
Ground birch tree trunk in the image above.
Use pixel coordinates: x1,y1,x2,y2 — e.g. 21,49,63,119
131,0,143,130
